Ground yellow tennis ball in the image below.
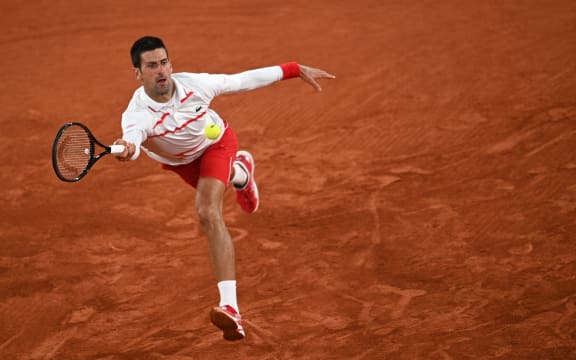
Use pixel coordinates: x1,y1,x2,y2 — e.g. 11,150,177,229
204,124,221,140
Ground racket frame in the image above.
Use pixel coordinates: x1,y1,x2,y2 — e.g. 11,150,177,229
51,122,116,182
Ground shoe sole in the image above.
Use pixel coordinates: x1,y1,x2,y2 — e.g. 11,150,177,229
236,150,259,213
210,307,245,341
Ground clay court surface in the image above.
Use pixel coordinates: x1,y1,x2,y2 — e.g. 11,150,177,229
1,0,576,359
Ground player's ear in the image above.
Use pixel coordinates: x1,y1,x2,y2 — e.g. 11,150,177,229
134,67,142,81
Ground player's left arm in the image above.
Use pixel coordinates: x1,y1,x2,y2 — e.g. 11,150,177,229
207,62,335,96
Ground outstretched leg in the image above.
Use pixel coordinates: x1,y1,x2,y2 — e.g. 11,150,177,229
196,177,235,281
195,177,246,340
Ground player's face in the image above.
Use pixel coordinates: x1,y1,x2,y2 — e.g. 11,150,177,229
135,48,174,102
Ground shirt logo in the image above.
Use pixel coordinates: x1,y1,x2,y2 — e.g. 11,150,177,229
195,106,202,112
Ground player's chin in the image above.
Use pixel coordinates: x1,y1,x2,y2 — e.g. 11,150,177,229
154,86,170,95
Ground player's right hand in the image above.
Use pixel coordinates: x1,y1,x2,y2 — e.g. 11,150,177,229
113,139,136,161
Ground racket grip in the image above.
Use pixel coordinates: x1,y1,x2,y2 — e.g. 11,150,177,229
110,144,126,155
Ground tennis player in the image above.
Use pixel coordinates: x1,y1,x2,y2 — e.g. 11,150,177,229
113,36,334,340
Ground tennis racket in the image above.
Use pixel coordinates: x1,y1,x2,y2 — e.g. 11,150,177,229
52,122,125,182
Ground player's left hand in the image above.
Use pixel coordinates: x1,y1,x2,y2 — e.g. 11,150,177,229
299,65,336,92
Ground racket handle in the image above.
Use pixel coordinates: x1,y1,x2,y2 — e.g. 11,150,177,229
110,144,126,155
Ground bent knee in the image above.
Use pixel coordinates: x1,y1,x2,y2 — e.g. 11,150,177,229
195,204,223,226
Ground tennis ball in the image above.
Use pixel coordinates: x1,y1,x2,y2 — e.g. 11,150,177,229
204,124,221,140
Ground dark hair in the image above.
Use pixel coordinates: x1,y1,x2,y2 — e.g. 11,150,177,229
130,36,168,68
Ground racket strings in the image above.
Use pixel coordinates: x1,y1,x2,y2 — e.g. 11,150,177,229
54,126,92,179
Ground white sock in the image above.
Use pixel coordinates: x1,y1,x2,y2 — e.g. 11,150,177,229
231,162,248,188
217,280,239,312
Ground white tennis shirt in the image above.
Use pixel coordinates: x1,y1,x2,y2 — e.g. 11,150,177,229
121,65,285,165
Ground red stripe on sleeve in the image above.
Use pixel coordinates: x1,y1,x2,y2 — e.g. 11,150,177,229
280,62,301,79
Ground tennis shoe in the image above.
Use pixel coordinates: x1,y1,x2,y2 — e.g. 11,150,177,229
210,305,246,341
234,150,259,214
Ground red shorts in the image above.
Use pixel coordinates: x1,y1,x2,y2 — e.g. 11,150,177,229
161,125,238,188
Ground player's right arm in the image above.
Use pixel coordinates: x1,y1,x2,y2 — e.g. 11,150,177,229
114,111,149,161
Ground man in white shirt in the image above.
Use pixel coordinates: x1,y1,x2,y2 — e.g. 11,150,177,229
114,36,334,341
